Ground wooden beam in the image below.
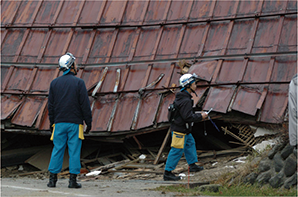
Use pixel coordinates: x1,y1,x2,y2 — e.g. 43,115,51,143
153,127,171,165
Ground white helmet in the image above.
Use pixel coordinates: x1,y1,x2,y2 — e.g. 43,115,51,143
179,73,199,88
58,52,76,71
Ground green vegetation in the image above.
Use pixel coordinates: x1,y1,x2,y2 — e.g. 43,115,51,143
155,183,297,196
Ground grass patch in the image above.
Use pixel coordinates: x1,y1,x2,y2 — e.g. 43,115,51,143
155,183,297,196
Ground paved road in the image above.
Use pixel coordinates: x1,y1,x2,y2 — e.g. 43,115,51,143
1,177,179,197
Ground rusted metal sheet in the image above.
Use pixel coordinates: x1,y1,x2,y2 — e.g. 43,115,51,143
34,1,61,25
189,61,218,82
188,1,214,21
30,66,58,93
78,1,106,25
110,28,137,63
260,89,288,123
143,1,170,25
110,93,139,132
18,29,48,63
133,27,161,62
203,21,230,56
278,15,297,52
226,19,255,55
1,29,27,62
1,1,21,25
11,96,45,127
133,91,161,130
41,28,71,63
1,65,10,89
178,23,207,59
4,66,34,93
55,1,82,26
1,1,297,136
213,1,238,19
236,1,262,17
262,0,288,14
231,86,263,116
203,86,237,113
100,1,127,25
91,95,117,132
216,60,245,83
167,1,193,23
193,87,209,107
1,95,23,120
252,16,280,54
260,55,297,123
122,1,148,25
156,25,184,60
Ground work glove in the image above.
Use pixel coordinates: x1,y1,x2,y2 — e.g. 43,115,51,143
85,125,92,134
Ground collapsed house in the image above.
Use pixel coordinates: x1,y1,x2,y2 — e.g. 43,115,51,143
1,1,297,170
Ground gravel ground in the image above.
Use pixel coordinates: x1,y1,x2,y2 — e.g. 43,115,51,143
1,177,179,197
1,155,249,196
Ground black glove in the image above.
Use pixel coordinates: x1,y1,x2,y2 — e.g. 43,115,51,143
85,125,92,134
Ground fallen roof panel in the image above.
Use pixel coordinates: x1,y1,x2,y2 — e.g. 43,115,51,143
1,0,297,136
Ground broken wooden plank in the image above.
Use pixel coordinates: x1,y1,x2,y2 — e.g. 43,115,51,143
108,158,140,172
197,146,247,158
90,159,130,172
122,163,162,169
110,170,164,174
154,127,171,165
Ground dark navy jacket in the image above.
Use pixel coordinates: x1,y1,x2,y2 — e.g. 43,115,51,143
170,90,202,134
48,72,92,127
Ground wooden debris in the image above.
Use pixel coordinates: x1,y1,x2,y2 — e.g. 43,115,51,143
222,125,255,148
154,127,171,164
90,159,130,172
197,146,247,158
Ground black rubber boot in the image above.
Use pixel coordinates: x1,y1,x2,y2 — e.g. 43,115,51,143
47,173,57,187
163,170,181,181
68,173,82,188
189,163,204,172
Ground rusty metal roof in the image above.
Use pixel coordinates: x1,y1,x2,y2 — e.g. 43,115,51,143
1,0,297,136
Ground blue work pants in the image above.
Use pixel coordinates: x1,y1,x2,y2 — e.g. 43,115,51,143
165,132,198,171
48,123,82,174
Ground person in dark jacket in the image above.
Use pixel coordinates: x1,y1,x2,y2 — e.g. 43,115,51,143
47,52,92,188
164,73,208,181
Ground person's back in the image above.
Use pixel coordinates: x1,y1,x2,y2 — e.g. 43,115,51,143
48,73,91,127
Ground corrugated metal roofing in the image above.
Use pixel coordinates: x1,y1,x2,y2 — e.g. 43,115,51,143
1,0,297,136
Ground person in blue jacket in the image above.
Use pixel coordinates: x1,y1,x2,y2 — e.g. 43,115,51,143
47,52,92,188
164,73,208,181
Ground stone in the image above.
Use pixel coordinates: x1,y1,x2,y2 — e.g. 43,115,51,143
284,154,297,177
243,172,257,185
198,184,221,192
258,158,271,173
256,171,272,185
269,170,285,188
251,157,262,167
281,144,294,160
268,144,283,159
284,173,297,189
273,153,284,172
293,147,297,158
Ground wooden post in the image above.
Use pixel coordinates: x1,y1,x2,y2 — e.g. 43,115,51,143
153,127,171,165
